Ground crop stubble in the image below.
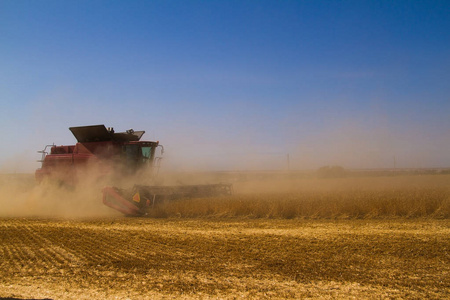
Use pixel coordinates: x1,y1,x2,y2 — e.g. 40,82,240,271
0,218,449,299
1,173,449,299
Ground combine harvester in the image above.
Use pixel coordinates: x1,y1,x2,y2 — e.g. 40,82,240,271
36,125,232,216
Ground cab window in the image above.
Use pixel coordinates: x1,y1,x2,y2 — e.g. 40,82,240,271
141,146,152,159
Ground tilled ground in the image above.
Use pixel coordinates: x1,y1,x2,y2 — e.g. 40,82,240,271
0,218,449,299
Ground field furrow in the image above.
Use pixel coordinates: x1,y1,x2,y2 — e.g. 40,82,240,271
1,217,448,299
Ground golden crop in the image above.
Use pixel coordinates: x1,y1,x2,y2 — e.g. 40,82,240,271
149,173,450,219
0,172,449,299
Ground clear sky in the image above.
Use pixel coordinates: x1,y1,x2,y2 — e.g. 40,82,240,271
1,0,449,172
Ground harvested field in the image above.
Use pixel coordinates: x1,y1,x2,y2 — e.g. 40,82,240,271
0,218,449,299
0,172,449,299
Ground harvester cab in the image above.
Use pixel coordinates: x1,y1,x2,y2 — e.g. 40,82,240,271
36,125,232,216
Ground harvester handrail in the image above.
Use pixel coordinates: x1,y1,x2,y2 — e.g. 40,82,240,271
37,144,55,163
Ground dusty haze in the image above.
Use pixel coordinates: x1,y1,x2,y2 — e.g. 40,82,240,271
2,112,450,174
1,167,449,219
0,173,117,218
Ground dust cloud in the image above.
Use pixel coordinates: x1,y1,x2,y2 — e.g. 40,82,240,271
0,173,118,218
1,168,450,219
1,117,449,219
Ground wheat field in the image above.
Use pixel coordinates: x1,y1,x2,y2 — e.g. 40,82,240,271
0,172,449,299
148,172,450,219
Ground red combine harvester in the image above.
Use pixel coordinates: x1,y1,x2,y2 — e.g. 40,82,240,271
36,125,232,216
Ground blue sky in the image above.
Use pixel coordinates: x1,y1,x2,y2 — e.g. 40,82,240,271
1,0,449,171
